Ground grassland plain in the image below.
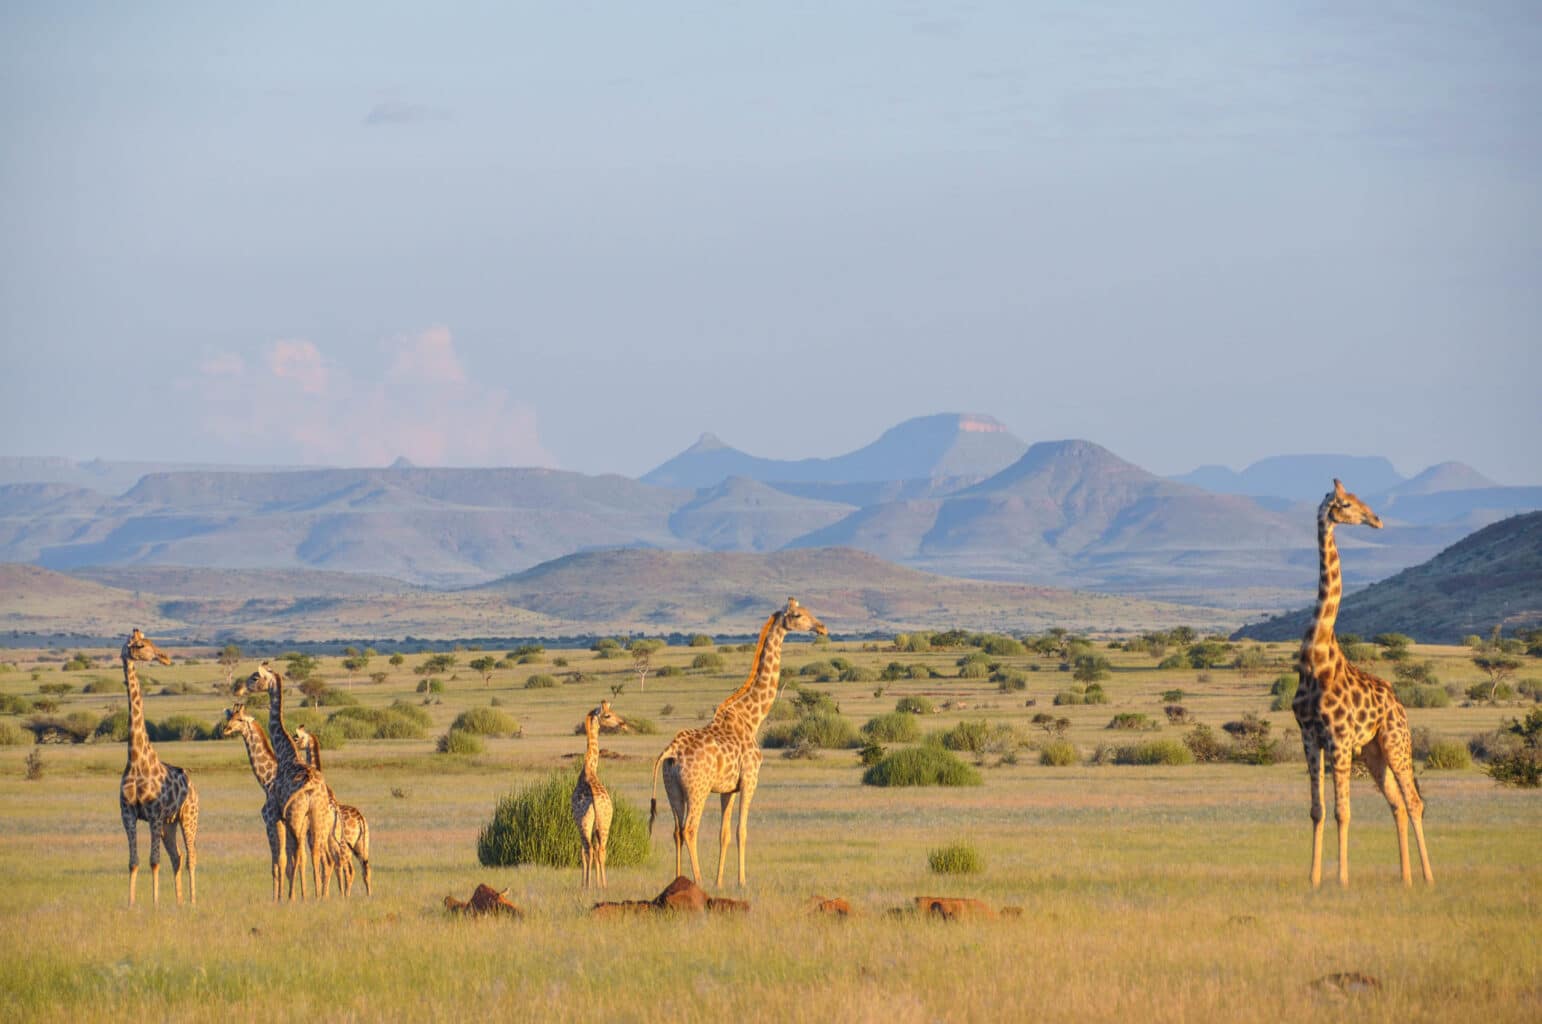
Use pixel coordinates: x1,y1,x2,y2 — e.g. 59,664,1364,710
0,638,1538,1023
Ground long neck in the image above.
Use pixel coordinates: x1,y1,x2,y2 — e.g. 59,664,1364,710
237,721,280,791
1302,512,1343,662
122,656,157,769
300,734,321,770
718,614,789,732
582,720,600,783
266,676,302,767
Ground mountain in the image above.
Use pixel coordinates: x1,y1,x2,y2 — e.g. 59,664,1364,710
641,413,1027,490
1173,454,1406,502
1381,461,1497,498
0,564,180,635
666,477,856,552
0,456,302,497
1233,512,1542,644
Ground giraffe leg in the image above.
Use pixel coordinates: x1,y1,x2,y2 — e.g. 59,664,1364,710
735,783,756,889
356,820,373,896
715,792,737,890
596,827,607,889
121,804,140,908
160,821,183,905
1303,739,1325,887
683,788,707,884
267,818,284,902
148,821,164,907
1383,722,1434,885
1361,743,1412,884
180,790,198,906
578,830,591,889
1331,748,1354,888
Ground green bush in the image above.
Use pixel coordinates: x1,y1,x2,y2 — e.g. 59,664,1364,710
327,705,428,740
894,696,935,715
451,706,521,737
625,715,659,735
688,634,714,647
1038,739,1079,766
416,678,444,694
1114,739,1194,766
150,714,209,742
691,652,725,671
1053,683,1108,706
0,694,33,715
932,719,1017,755
957,659,990,679
1183,724,1229,763
1160,688,1186,703
1395,684,1451,709
477,770,651,868
1107,713,1155,731
994,670,1028,692
792,688,840,718
436,729,484,755
927,841,983,875
93,709,131,743
839,665,878,683
0,721,30,746
524,674,558,689
1425,740,1471,770
862,746,981,787
862,712,921,743
761,711,860,750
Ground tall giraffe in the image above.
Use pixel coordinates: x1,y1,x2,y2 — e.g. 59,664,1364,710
117,629,199,906
294,724,372,896
649,597,827,887
1293,479,1433,887
219,702,298,900
241,662,341,900
572,701,624,889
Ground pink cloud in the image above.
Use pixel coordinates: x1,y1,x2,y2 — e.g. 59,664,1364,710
189,329,552,468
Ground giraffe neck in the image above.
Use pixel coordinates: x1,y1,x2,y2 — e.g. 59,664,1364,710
717,613,789,735
265,675,302,767
299,734,321,770
122,656,159,772
582,719,601,784
235,719,280,792
1302,511,1343,670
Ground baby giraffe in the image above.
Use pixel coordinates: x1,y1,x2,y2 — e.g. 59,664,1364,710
571,701,624,889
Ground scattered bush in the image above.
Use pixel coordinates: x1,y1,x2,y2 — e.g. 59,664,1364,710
994,671,1029,692
761,711,861,751
1480,710,1542,787
0,694,33,715
862,712,922,744
0,721,30,746
932,720,1020,757
451,707,521,737
862,746,981,787
625,715,660,735
1114,739,1194,766
692,652,725,671
150,714,212,742
797,660,835,681
415,678,444,694
326,705,428,740
1107,713,1155,731
1424,740,1471,770
1053,683,1108,706
927,841,983,875
894,696,935,715
1183,724,1230,763
1160,689,1185,703
1038,739,1079,766
1467,681,1516,703
957,659,991,679
477,770,650,867
839,665,878,683
524,674,558,689
1395,684,1451,709
858,741,887,766
792,688,840,718
38,682,75,696
436,729,484,755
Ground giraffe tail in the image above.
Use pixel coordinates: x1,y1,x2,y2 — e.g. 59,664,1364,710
648,744,670,838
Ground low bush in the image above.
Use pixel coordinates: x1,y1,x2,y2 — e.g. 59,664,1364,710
436,729,484,755
1424,740,1471,770
625,716,659,735
797,661,835,681
0,721,30,746
415,678,444,694
1160,689,1186,703
932,719,1020,756
451,706,521,737
862,746,981,787
524,674,558,689
761,711,861,751
894,696,935,715
93,709,131,743
927,841,983,875
692,652,725,671
0,694,33,715
1114,739,1194,766
477,770,650,867
994,671,1028,692
1053,683,1108,706
1107,712,1155,731
1038,739,1079,766
327,705,428,740
150,714,211,742
1395,684,1451,709
1183,724,1230,763
839,665,878,683
792,689,839,718
862,712,921,744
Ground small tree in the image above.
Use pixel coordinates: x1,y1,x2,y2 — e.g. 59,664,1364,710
629,640,663,692
1232,645,1267,677
1072,654,1110,683
469,656,498,687
1472,653,1523,703
218,643,242,691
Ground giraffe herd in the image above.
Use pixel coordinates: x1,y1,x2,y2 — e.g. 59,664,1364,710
107,480,1432,909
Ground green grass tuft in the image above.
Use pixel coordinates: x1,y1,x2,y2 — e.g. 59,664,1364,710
477,770,650,868
862,746,981,787
927,841,983,875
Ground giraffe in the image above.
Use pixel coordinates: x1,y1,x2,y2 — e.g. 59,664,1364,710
572,701,624,889
241,662,342,900
117,629,199,907
649,597,827,887
219,702,301,901
1293,479,1433,888
294,724,372,896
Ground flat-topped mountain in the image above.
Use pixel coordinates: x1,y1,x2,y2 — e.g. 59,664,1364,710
1174,454,1406,503
641,413,1027,490
1233,512,1542,644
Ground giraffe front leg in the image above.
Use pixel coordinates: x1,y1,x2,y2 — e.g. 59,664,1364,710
148,822,164,907
1332,749,1354,888
121,804,140,908
1361,743,1412,884
683,790,707,884
735,784,756,889
1304,742,1325,887
267,818,284,903
715,792,737,889
160,822,184,905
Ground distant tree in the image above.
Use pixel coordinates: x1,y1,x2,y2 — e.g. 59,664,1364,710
1187,641,1232,670
1472,653,1523,703
1169,626,1197,648
688,634,714,648
1232,645,1267,677
1372,634,1414,662
629,639,663,691
284,652,317,682
389,653,405,667
218,644,242,690
1072,654,1110,683
469,656,498,687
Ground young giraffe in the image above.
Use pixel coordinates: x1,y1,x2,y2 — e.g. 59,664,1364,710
117,629,199,907
1293,479,1433,887
649,597,827,888
294,725,372,896
241,662,342,900
219,702,305,900
572,701,624,889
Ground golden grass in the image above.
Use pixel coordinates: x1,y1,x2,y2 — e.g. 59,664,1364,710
0,638,1538,1022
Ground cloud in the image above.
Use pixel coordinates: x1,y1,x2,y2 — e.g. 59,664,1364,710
362,100,452,127
188,328,552,468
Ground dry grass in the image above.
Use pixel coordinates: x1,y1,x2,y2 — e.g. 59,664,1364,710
0,638,1538,1021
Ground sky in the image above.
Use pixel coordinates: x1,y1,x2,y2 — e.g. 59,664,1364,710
2,1,1539,484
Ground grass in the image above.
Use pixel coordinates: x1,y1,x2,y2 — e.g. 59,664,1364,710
0,637,1537,1021
927,840,983,875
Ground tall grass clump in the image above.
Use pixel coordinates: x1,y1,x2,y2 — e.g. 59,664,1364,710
1038,739,1079,766
0,721,29,746
894,696,935,715
761,711,861,751
862,746,981,787
477,770,651,868
1113,739,1194,765
927,841,983,875
862,712,921,744
436,729,484,755
451,706,521,737
1424,740,1471,770
1269,673,1299,711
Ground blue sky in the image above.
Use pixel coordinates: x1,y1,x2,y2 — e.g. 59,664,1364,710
2,2,1538,482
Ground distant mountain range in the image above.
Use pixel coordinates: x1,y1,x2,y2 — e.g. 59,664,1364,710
1,413,1536,612
1233,512,1542,644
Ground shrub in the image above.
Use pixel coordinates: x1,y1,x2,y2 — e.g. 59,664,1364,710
1072,655,1111,683
980,634,1025,657
451,706,521,737
858,741,886,766
626,716,659,735
792,688,840,718
0,721,29,746
1425,740,1471,770
862,712,922,743
932,719,1019,756
1157,654,1187,670
416,678,444,694
862,746,981,787
894,695,935,716
994,671,1028,692
1053,683,1108,706
761,711,861,750
524,674,558,689
436,729,484,755
0,694,33,715
38,682,75,696
387,700,434,727
927,841,983,874
1107,713,1155,731
1160,689,1185,703
1114,739,1194,766
688,634,714,647
839,665,878,683
1395,684,1451,709
798,660,834,680
150,715,210,742
1184,724,1229,763
691,652,725,671
93,709,131,743
957,659,990,679
326,705,427,740
1038,739,1079,766
477,770,650,868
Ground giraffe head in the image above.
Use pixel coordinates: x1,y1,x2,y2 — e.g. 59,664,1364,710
593,700,626,732
220,702,256,738
1320,479,1383,529
781,597,828,637
122,628,173,666
242,661,279,694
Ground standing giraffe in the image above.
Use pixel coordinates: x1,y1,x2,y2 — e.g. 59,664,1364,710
219,702,301,900
241,662,341,900
118,629,199,906
649,597,827,887
572,701,624,889
294,724,372,896
1293,479,1433,887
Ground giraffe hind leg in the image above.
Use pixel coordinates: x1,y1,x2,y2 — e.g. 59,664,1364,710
180,786,198,905
715,792,737,890
1331,748,1354,888
1360,742,1412,884
1302,739,1326,887
121,804,140,908
159,820,183,905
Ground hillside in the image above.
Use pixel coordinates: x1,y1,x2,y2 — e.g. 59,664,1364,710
1233,512,1542,644
666,478,857,552
0,564,180,635
641,413,1027,490
1173,454,1405,501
